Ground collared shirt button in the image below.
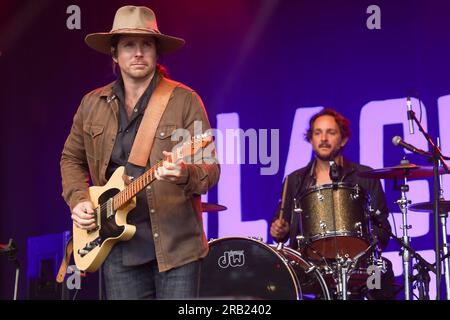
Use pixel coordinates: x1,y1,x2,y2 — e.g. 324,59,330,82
154,233,159,238
134,108,138,113
150,209,155,213
147,186,151,190
159,132,165,137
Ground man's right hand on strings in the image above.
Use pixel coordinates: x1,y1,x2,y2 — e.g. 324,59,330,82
72,201,97,231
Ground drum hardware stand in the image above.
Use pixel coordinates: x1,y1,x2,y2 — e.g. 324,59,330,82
0,239,20,300
334,255,353,300
441,233,450,300
424,206,450,300
367,206,384,268
295,235,331,272
333,242,380,301
411,259,431,300
408,108,450,300
395,177,413,300
436,137,450,300
352,240,381,271
371,211,436,300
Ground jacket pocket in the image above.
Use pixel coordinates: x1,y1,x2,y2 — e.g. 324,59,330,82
83,124,105,159
84,124,104,138
154,124,178,154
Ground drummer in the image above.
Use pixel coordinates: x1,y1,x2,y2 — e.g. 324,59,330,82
270,107,395,299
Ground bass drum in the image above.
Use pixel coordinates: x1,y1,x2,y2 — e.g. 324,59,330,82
198,237,330,300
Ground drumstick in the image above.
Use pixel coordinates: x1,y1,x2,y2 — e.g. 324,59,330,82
278,176,289,220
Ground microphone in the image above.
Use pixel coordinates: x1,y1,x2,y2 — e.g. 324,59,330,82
329,160,341,182
407,97,414,135
392,136,430,156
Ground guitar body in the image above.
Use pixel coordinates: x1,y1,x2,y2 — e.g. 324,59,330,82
73,166,137,272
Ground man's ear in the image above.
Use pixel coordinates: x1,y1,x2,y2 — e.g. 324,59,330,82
111,48,118,63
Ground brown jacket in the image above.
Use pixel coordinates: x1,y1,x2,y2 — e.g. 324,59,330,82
60,77,220,272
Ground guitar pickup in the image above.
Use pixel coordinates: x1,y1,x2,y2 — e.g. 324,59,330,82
86,207,102,234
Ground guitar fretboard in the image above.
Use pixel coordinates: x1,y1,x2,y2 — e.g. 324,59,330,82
112,160,163,210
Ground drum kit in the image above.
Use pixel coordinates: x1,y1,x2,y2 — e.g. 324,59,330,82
198,160,450,300
199,105,450,300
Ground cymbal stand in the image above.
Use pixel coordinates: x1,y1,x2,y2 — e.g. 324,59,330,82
396,180,412,300
437,137,450,300
439,209,450,300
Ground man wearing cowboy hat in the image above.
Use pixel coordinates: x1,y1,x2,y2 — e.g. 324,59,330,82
60,5,219,299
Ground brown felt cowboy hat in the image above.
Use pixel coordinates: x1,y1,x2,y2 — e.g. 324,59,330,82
85,6,185,55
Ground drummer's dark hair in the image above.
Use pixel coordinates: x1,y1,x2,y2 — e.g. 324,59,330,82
305,108,351,141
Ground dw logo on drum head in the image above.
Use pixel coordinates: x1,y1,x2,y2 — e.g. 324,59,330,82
218,250,245,268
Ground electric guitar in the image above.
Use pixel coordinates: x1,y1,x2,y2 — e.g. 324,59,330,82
73,133,213,272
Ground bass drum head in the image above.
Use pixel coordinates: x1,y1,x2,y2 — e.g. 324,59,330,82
198,237,329,300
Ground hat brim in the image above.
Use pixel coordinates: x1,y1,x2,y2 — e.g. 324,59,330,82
85,30,185,55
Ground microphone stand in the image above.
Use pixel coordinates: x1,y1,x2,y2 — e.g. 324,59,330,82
0,239,20,300
408,108,450,300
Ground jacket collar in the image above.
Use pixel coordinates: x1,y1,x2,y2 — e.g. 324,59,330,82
99,81,116,102
100,72,163,103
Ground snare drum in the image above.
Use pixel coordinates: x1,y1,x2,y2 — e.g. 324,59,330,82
198,237,330,300
298,183,371,260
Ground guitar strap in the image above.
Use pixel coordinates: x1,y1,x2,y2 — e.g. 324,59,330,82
57,77,179,280
56,235,73,283
127,77,179,168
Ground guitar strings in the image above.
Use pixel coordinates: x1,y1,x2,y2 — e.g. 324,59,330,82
96,160,164,215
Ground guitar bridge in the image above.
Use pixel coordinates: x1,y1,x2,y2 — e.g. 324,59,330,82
78,237,102,257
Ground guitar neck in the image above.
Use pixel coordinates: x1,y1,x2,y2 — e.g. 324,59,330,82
112,160,164,210
111,133,212,210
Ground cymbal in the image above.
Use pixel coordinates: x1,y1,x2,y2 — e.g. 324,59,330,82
357,163,446,180
409,201,450,213
201,202,227,212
